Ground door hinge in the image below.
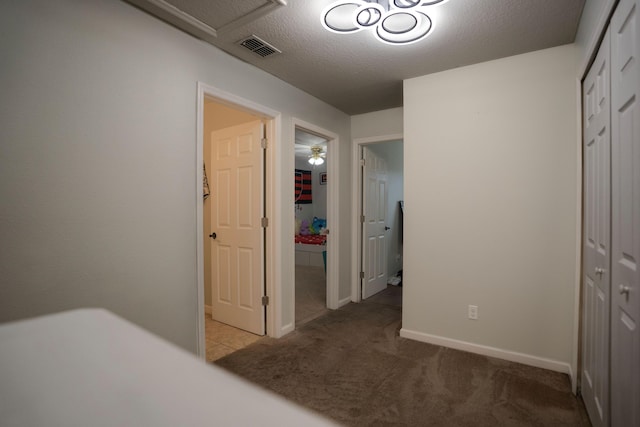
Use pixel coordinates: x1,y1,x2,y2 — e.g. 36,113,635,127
360,271,365,279
261,138,268,149
262,295,269,306
261,217,269,227
360,158,365,166
360,215,365,223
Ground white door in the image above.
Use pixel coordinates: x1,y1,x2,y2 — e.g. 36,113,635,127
361,146,388,299
210,121,265,335
582,28,611,427
610,0,640,424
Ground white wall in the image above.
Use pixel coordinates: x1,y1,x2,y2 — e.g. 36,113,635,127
351,107,403,139
368,141,404,278
402,45,579,372
0,0,351,351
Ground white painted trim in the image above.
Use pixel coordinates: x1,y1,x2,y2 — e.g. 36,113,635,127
131,0,218,38
292,119,340,315
128,0,287,39
196,85,206,359
196,82,282,358
577,0,618,80
266,116,284,338
351,133,404,303
568,364,575,394
338,296,352,308
571,78,584,395
400,328,572,375
280,322,295,337
216,1,286,35
350,140,361,303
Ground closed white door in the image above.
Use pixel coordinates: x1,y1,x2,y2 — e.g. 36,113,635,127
210,121,265,335
582,28,611,427
610,0,640,425
362,146,388,299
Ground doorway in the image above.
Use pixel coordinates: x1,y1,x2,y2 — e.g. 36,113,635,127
352,136,404,304
196,83,280,360
290,119,341,330
294,128,329,326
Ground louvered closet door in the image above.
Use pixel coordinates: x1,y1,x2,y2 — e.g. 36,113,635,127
582,28,612,427
610,0,640,425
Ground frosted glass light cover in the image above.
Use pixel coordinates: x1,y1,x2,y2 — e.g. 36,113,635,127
321,0,445,45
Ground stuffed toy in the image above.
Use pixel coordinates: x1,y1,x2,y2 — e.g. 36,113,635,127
312,217,327,235
299,219,311,236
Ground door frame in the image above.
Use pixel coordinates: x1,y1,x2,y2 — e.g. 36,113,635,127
351,133,403,302
196,82,281,359
291,119,341,314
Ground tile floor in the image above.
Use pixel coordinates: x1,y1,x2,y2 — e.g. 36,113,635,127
205,316,262,363
205,265,328,362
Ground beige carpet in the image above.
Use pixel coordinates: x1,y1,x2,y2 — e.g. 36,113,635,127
215,286,590,426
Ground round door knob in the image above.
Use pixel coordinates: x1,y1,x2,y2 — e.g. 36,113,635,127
619,284,631,296
209,232,217,240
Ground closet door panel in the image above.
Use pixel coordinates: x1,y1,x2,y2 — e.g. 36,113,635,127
611,0,640,426
582,29,611,427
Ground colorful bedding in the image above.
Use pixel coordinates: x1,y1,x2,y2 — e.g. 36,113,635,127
294,234,326,245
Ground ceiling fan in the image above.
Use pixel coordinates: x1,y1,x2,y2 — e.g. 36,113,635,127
308,145,326,165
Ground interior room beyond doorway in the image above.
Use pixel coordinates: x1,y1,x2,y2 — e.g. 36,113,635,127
294,128,330,326
202,98,265,359
359,140,404,301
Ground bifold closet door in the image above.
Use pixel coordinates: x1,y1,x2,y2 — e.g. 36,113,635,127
610,0,640,425
582,28,611,427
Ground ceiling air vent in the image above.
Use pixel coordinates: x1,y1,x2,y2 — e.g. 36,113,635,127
238,35,281,58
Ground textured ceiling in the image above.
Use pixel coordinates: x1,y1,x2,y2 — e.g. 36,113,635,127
128,0,586,115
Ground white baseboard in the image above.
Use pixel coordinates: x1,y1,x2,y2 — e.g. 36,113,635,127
568,364,577,395
338,296,351,308
400,328,572,375
204,304,212,316
279,322,294,338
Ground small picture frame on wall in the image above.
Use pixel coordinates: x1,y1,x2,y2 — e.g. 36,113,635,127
319,172,327,185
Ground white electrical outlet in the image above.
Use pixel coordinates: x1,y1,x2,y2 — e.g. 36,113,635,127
468,305,478,320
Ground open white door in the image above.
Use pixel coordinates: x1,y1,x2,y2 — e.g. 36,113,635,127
210,120,265,335
361,146,388,299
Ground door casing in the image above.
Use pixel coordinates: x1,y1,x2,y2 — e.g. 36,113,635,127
292,119,342,316
196,82,281,358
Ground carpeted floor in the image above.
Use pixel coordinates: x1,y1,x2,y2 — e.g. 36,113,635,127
296,265,328,327
215,286,591,426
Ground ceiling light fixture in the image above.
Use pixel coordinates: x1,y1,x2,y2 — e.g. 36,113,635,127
321,0,449,45
308,145,325,165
